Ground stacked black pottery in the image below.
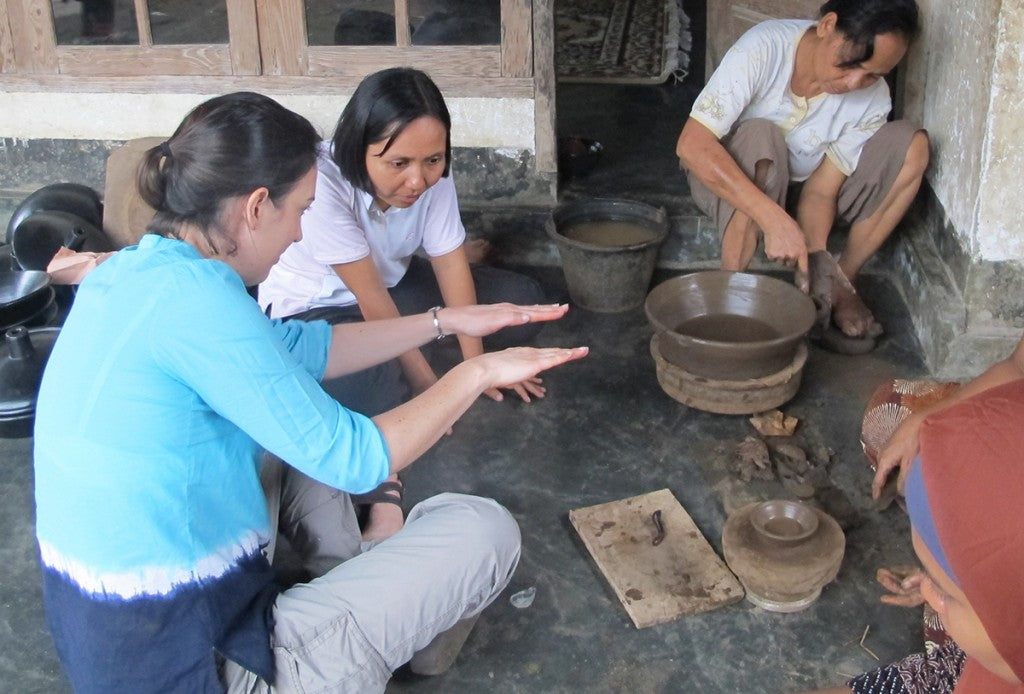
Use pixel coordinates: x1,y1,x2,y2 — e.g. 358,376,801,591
0,182,109,437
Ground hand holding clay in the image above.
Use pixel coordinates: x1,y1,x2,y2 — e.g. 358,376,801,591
877,565,925,608
761,212,809,289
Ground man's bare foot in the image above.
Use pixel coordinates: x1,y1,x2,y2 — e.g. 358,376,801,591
464,238,491,264
831,277,881,338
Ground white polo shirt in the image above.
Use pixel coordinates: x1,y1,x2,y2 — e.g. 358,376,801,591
259,140,465,317
689,19,892,181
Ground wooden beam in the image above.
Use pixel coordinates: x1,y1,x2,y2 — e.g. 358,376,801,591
6,0,57,73
306,46,503,79
57,45,233,76
0,72,535,98
0,0,15,73
532,0,556,173
394,0,411,47
255,0,306,76
134,0,152,47
226,0,260,75
501,0,532,77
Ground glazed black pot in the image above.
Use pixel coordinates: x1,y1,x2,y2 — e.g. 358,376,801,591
5,182,103,245
10,210,112,271
0,326,60,438
0,270,54,330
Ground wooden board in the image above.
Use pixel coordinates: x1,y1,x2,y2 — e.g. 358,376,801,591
569,488,745,628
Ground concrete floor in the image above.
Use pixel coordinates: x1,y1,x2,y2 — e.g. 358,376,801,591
1,48,935,694
0,269,931,694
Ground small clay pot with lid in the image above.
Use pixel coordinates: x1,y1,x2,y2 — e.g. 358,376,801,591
722,500,845,612
0,326,60,438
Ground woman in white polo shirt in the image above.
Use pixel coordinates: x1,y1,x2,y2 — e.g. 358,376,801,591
260,67,545,403
259,68,546,537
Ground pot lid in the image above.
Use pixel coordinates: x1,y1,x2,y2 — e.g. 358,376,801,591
6,182,103,245
0,286,56,333
0,326,60,417
11,210,112,272
0,270,50,310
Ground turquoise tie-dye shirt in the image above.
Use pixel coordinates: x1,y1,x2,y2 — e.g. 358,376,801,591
34,234,390,692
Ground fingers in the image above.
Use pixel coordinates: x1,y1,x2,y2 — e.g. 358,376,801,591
870,457,898,499
880,594,925,608
521,378,547,399
876,566,925,607
483,386,504,402
513,303,569,324
508,378,546,403
510,382,531,403
487,346,589,391
795,251,809,292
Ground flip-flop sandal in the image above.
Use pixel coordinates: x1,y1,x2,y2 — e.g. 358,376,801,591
818,322,883,355
350,479,404,529
805,250,836,340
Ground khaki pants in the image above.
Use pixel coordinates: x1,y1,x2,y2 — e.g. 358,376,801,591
222,458,521,693
687,118,921,238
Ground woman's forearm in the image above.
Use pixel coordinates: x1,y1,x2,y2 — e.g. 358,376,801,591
430,247,482,359
372,359,488,471
324,313,438,378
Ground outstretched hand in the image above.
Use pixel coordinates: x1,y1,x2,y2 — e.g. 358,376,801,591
439,303,569,339
471,346,588,394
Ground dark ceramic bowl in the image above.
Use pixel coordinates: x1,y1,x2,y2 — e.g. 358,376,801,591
546,197,667,313
645,271,816,380
749,500,819,543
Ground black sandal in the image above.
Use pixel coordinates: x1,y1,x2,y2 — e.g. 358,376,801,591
350,479,404,530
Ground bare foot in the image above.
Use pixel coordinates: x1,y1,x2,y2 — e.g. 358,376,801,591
362,500,404,543
831,278,880,338
354,476,405,543
464,238,491,264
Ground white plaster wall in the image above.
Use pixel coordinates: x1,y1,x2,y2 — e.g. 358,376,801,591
975,3,1024,261
905,0,1024,262
0,91,536,150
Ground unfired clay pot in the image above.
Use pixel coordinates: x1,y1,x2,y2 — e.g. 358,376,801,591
722,500,845,612
645,271,816,380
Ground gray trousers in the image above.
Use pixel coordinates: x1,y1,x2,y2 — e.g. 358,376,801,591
222,458,521,693
688,118,920,238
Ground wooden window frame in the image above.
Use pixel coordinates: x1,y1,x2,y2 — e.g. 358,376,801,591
0,0,555,172
2,0,532,91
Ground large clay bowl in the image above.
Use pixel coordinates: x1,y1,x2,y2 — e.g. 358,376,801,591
645,271,816,380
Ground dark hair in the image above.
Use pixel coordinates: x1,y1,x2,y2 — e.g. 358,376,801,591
819,0,919,68
137,91,320,254
331,67,452,194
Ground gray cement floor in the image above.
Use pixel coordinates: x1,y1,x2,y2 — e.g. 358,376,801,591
0,267,930,694
1,47,935,693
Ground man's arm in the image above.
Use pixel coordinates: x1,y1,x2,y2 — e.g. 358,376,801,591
677,117,807,272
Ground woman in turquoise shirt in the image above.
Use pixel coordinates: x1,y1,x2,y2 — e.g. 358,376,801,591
33,91,586,694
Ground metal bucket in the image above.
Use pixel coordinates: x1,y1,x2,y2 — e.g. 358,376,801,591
546,198,668,313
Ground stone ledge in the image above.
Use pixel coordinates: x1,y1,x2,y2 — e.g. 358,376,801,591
884,183,1022,379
